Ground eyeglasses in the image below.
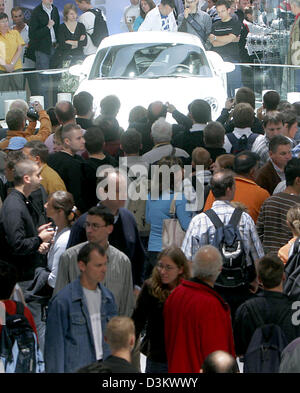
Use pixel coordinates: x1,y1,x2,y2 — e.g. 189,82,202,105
157,263,176,271
84,222,107,230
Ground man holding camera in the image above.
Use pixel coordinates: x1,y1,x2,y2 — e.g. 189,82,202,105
121,0,140,32
0,101,52,150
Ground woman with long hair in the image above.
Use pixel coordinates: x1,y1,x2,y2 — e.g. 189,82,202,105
45,191,76,288
132,246,190,373
212,153,235,174
133,0,156,31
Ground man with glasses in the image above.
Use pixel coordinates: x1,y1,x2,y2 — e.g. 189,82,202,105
53,205,134,318
67,169,146,296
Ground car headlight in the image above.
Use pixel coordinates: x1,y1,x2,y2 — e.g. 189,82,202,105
204,97,218,113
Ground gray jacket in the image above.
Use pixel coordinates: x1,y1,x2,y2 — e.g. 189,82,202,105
53,242,134,317
178,11,212,44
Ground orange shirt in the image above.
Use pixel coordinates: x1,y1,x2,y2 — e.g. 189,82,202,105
203,176,270,223
0,110,52,150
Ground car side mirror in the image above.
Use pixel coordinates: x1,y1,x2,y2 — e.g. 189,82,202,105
206,51,235,74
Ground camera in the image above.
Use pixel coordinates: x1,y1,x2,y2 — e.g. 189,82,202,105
27,106,39,121
126,16,133,24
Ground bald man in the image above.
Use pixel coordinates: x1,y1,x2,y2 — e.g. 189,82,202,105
201,351,239,373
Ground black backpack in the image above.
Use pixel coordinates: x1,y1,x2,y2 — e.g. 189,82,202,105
284,237,300,297
0,302,44,373
243,301,288,373
87,8,109,48
204,208,250,288
227,133,259,155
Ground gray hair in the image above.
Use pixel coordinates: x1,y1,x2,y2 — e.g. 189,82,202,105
192,245,223,282
151,117,172,144
10,99,29,116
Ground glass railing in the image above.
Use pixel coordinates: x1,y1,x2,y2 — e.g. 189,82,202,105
1,63,300,128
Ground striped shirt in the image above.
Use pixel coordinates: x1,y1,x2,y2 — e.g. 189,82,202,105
256,192,300,254
53,242,134,317
251,134,269,167
181,200,264,262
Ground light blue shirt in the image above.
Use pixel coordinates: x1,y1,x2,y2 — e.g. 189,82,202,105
146,191,193,252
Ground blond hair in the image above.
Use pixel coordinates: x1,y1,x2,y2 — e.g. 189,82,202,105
105,317,135,352
287,204,300,236
63,3,77,21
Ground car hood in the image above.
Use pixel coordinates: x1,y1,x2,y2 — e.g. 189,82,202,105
76,76,226,129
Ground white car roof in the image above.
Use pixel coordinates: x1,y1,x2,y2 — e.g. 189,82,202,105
98,31,204,51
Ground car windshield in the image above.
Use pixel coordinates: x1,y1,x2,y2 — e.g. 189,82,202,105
89,43,212,79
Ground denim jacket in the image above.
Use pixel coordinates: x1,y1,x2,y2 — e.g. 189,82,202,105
44,278,117,373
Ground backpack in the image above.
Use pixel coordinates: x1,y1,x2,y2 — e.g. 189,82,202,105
243,301,288,373
204,207,250,288
227,133,259,155
0,302,44,373
87,8,108,48
284,237,300,297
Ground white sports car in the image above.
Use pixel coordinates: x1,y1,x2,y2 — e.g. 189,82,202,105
71,31,234,129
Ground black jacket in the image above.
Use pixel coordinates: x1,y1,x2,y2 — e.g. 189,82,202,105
129,118,153,155
132,280,167,363
29,3,60,55
47,151,86,213
234,289,300,356
0,189,43,281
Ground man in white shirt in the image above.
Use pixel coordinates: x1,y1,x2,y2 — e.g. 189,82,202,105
121,0,141,32
139,0,178,31
12,7,35,71
11,7,36,93
76,0,108,56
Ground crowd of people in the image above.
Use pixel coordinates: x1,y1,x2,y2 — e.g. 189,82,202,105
2,0,300,376
0,0,299,103
0,84,300,374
